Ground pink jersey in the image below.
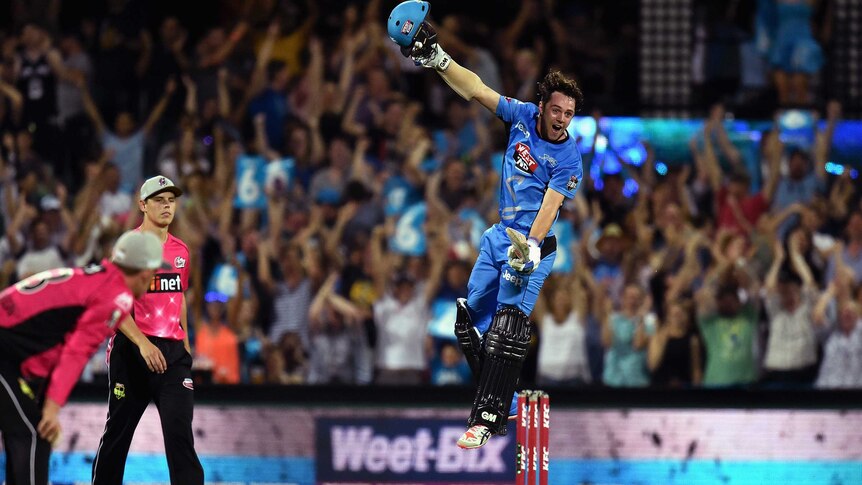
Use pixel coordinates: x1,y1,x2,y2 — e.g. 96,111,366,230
134,232,189,340
0,262,134,406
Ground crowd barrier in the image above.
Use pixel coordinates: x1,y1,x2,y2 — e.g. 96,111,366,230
2,385,860,485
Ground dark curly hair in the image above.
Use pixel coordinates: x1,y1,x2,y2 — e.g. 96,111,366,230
537,70,584,111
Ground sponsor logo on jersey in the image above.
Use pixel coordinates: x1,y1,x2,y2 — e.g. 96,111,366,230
114,292,133,312
174,256,186,269
502,269,524,287
566,175,579,192
148,273,183,293
113,383,125,400
401,20,414,35
539,153,557,167
514,121,530,139
183,378,194,390
513,142,537,174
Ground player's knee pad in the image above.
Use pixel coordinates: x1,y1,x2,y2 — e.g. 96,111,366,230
454,298,482,377
468,306,531,435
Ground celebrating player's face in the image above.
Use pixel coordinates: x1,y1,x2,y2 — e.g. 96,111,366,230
539,91,576,141
141,193,177,227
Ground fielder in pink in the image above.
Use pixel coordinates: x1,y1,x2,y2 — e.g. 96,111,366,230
93,175,203,485
0,230,169,485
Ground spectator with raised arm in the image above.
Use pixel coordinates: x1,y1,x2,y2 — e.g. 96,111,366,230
770,101,839,238
695,229,761,388
78,76,176,193
371,222,445,386
813,265,862,388
257,233,317,356
307,272,373,385
761,234,820,387
825,210,862,285
532,274,593,387
648,299,702,388
601,283,655,387
695,115,777,238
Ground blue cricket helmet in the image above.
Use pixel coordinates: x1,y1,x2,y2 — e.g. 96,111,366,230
387,0,430,48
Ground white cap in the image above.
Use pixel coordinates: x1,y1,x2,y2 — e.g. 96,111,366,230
140,175,183,201
111,231,171,270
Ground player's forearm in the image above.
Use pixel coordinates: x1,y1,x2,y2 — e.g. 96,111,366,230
118,316,152,348
181,295,191,353
438,60,484,101
529,191,565,243
528,210,555,243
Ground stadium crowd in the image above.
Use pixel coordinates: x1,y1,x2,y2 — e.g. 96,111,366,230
0,0,859,390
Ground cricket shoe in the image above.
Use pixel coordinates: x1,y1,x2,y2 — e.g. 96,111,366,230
457,424,493,449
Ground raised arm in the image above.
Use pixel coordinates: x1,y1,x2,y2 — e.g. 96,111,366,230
231,21,280,124
401,28,500,113
309,272,337,329
200,21,249,68
54,184,76,254
0,78,23,121
181,75,198,116
436,59,500,113
710,112,743,170
369,224,392,297
787,230,815,288
217,68,231,118
814,100,840,182
422,224,448,304
691,132,722,195
647,324,668,371
141,78,177,136
812,281,836,327
530,189,566,243
763,239,785,293
253,113,281,160
761,129,783,203
78,79,107,135
256,239,276,294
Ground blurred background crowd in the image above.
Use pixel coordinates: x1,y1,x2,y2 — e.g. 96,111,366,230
0,0,860,390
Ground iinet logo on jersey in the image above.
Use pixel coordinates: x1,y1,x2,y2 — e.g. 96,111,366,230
148,273,182,293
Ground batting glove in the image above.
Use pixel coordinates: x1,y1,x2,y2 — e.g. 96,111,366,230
406,22,451,72
411,41,451,71
505,228,541,274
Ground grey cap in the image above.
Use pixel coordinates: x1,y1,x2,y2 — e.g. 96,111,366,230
111,231,172,270
140,175,183,201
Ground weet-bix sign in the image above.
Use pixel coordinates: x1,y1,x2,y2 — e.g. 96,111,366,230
315,418,516,483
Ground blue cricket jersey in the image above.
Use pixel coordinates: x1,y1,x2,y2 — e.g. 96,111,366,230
495,96,583,237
